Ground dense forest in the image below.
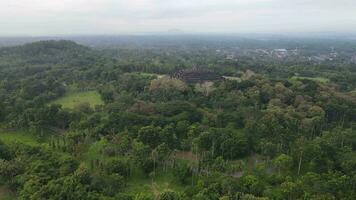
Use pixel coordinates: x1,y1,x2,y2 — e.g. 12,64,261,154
0,38,355,200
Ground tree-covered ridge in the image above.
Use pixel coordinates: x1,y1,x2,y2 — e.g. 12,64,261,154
0,40,355,199
0,40,92,64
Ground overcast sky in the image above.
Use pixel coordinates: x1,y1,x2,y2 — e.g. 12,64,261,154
1,0,356,36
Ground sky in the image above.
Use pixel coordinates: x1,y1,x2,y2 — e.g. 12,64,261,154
1,0,356,36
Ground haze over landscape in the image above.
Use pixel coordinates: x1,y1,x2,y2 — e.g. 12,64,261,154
0,1,356,200
1,0,356,36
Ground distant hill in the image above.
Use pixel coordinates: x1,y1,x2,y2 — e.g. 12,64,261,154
0,40,97,68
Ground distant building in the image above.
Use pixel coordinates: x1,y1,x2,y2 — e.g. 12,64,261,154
273,49,288,58
171,68,224,84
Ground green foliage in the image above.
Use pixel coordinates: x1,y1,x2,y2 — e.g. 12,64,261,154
51,91,104,109
158,190,182,200
138,126,162,149
105,159,129,177
0,131,41,146
290,76,330,83
172,162,192,184
0,39,355,199
273,154,293,175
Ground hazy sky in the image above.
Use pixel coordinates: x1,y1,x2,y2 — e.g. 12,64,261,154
1,0,356,36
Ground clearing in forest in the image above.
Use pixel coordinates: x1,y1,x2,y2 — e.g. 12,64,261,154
51,91,104,109
0,130,41,146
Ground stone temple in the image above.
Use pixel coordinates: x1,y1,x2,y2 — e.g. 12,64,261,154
170,68,224,84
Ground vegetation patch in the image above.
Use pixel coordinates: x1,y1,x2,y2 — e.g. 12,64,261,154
0,39,355,199
51,91,104,109
0,130,41,146
223,76,242,81
82,138,109,167
0,186,16,200
291,76,330,83
126,170,184,198
134,72,165,79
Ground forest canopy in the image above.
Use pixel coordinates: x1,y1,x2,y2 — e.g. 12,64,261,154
0,39,355,200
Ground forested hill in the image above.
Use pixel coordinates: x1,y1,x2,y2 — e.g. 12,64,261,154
0,41,112,105
0,40,100,70
0,40,115,85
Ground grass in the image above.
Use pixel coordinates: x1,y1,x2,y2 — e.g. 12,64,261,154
0,130,41,146
51,91,104,109
126,169,185,198
291,76,329,83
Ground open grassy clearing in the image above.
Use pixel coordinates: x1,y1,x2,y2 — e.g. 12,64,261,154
0,130,42,146
291,76,329,83
51,91,104,109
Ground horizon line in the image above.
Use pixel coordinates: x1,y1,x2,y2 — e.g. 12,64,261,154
1,31,356,38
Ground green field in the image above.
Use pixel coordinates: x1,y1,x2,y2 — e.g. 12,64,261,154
0,130,41,146
291,76,329,83
51,91,104,109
